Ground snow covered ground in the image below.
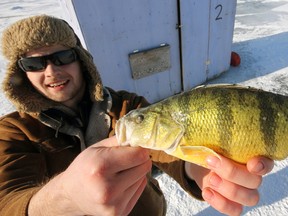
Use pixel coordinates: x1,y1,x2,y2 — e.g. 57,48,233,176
0,0,287,215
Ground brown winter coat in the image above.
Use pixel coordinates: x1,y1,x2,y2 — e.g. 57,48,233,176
0,88,202,216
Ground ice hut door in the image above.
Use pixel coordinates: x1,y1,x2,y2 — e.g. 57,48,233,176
180,0,236,91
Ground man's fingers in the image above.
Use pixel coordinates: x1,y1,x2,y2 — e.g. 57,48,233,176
89,137,151,174
117,158,152,188
206,155,262,189
90,136,120,147
204,172,260,207
247,156,274,175
122,177,148,216
202,188,243,216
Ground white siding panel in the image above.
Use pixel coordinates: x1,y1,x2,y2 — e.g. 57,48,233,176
180,0,211,91
180,0,236,91
208,0,237,79
70,0,182,103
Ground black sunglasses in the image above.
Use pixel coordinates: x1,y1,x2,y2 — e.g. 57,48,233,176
18,49,78,72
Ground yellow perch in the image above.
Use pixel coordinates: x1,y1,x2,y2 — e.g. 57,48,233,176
115,84,288,167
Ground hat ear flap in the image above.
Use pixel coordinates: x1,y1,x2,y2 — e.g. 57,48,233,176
61,20,81,46
61,19,94,60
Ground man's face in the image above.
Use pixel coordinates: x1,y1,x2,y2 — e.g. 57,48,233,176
25,45,86,109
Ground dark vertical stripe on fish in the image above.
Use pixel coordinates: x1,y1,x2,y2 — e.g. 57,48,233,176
215,89,233,157
257,92,277,156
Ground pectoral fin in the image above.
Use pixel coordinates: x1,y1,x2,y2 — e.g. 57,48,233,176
169,145,221,168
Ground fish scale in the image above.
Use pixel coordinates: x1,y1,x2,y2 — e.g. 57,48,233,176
116,84,288,167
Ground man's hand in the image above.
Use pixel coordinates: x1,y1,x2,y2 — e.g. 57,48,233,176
29,136,152,216
185,155,274,216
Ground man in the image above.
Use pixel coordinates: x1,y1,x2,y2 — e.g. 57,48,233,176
0,15,273,216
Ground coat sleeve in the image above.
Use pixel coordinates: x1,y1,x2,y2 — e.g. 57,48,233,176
0,114,46,215
107,88,203,200
150,150,203,200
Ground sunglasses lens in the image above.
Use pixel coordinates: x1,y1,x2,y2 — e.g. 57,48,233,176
18,49,77,72
51,50,77,66
18,57,46,72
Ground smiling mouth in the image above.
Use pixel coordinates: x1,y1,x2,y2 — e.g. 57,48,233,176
47,80,69,88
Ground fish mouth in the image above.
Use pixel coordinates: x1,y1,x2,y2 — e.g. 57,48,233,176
115,119,128,146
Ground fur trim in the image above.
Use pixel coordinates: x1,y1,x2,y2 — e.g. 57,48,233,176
1,15,103,114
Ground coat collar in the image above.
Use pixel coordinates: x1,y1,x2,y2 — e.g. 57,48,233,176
38,87,112,150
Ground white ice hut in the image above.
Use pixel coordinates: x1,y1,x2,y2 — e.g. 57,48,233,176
59,0,237,103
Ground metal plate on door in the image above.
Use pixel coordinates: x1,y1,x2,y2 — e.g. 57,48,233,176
129,44,171,80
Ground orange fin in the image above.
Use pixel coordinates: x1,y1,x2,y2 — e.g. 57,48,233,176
170,145,221,168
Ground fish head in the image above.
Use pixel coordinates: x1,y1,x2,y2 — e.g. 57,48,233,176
115,106,184,151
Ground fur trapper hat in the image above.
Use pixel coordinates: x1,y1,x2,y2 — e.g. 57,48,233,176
1,15,103,114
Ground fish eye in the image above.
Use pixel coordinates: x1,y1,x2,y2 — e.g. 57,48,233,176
135,114,144,124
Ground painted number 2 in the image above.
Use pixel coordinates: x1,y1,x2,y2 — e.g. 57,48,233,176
215,4,223,20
